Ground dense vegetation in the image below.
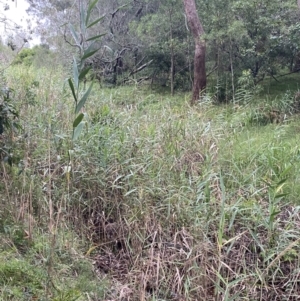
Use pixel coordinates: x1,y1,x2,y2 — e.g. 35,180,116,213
1,0,300,300
5,0,299,97
1,61,300,300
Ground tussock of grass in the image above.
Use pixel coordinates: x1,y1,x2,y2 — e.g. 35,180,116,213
1,65,300,300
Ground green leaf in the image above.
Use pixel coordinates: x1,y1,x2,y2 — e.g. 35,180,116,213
79,67,91,81
69,24,79,45
82,48,99,61
81,44,99,60
68,78,77,104
86,0,98,26
269,211,281,222
75,81,94,114
86,33,106,42
274,193,288,199
87,15,105,29
73,113,84,128
276,178,288,186
281,165,292,178
80,4,86,35
72,121,85,141
73,57,79,88
275,178,287,194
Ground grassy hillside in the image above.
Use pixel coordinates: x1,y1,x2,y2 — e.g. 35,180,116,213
1,65,300,300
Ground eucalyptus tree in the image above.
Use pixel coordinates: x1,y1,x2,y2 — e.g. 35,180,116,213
183,0,206,104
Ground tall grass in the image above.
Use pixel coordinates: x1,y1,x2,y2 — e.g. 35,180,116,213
1,65,300,300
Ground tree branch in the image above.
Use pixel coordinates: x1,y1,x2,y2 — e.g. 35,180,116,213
128,60,153,77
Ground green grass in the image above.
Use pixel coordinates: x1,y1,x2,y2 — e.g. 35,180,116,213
1,65,300,300
0,222,109,300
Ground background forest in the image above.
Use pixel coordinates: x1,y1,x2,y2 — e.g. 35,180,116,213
2,0,300,300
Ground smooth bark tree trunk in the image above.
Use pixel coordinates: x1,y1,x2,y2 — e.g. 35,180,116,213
183,0,206,105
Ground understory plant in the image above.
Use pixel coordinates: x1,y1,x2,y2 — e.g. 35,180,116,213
67,0,105,141
0,75,21,165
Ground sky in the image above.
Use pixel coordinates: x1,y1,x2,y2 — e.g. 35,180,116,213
2,0,30,22
0,0,40,46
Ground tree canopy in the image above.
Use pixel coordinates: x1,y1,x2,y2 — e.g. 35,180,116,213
4,0,300,101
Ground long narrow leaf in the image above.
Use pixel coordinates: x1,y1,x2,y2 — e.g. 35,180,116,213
82,49,99,60
73,122,85,141
68,78,77,104
69,24,79,45
281,165,292,178
276,178,288,186
82,45,99,60
103,45,113,52
76,81,94,114
73,113,84,128
87,15,105,28
86,33,106,42
79,67,91,81
82,42,95,57
73,57,79,88
86,0,98,25
80,4,86,35
274,193,288,199
275,179,287,194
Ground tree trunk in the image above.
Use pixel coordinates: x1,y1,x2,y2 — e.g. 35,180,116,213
183,0,206,105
